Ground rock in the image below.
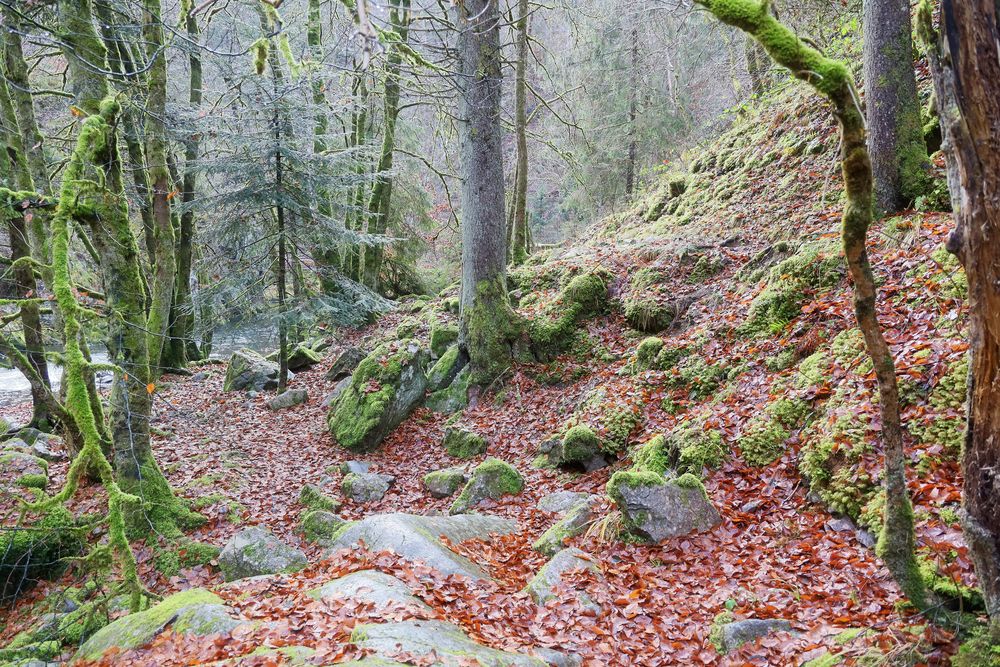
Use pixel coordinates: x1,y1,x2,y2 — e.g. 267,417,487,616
856,529,877,548
422,467,469,498
429,322,459,358
351,620,545,666
327,341,428,452
300,483,341,512
340,460,370,475
710,615,792,654
537,491,591,514
450,458,525,514
328,513,517,579
286,344,321,371
309,570,430,612
0,450,48,491
342,472,394,503
300,510,346,545
267,388,308,410
73,589,241,663
322,377,351,407
427,345,467,392
1,506,83,600
223,349,286,392
544,425,606,470
325,346,367,381
827,518,854,533
218,527,307,581
190,371,208,382
442,427,487,459
524,547,601,613
606,471,721,543
30,437,66,463
425,366,471,414
533,496,598,557
533,647,583,667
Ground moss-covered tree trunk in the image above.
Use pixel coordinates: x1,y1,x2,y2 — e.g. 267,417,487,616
510,0,530,266
919,0,1000,627
346,72,369,282
862,0,929,214
624,25,639,197
58,0,196,538
695,0,926,610
455,0,520,386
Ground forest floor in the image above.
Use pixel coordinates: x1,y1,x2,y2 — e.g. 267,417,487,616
0,84,979,666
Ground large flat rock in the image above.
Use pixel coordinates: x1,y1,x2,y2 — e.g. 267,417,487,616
351,619,545,666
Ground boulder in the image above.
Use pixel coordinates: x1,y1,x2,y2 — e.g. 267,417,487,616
537,491,591,514
426,345,467,392
0,450,48,491
73,589,241,663
327,513,517,579
425,366,471,414
299,483,341,512
267,388,308,411
300,510,346,545
606,471,721,543
523,547,601,613
286,344,321,371
223,349,284,392
710,614,792,654
327,341,428,452
533,496,598,557
325,346,366,381
422,467,469,499
218,527,307,581
350,620,545,667
309,570,429,612
443,427,487,459
340,460,370,475
342,472,395,503
450,458,525,515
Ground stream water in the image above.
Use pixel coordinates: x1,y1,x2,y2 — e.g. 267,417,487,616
0,322,280,410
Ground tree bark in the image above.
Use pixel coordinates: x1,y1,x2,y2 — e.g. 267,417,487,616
862,0,929,214
919,0,1000,626
456,0,520,386
511,0,530,266
696,0,927,610
624,25,639,197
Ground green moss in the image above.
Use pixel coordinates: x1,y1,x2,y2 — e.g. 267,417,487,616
1,505,84,600
766,397,811,429
674,472,707,494
740,420,789,466
794,350,831,388
443,427,487,459
918,557,985,611
561,271,610,317
800,415,876,519
300,483,341,512
667,355,726,399
634,337,665,370
602,405,643,454
673,423,726,474
429,321,459,358
952,630,1000,667
474,458,524,495
153,539,220,578
708,611,736,653
688,253,723,283
606,470,666,507
909,356,967,456
802,653,842,667
632,435,671,476
765,348,797,372
562,424,601,461
465,278,524,385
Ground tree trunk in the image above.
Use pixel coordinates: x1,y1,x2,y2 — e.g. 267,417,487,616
363,0,411,290
696,0,927,610
862,0,929,215
919,0,1000,626
511,0,530,266
456,0,520,386
624,25,639,197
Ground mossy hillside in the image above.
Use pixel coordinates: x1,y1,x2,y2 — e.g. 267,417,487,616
908,356,967,456
664,354,726,400
738,240,844,337
567,385,646,456
528,269,611,359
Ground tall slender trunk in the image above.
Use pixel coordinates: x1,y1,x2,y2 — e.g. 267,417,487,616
862,0,929,214
624,25,639,197
362,0,411,290
919,0,1000,626
696,0,927,610
456,0,520,386
346,72,369,282
511,0,529,266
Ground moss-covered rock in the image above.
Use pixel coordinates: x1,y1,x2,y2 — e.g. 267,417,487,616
606,471,720,543
218,527,307,581
223,348,283,392
342,472,395,503
422,467,469,498
622,268,674,333
546,424,603,468
634,337,665,371
1,505,83,601
300,483,341,512
286,344,322,371
450,458,525,514
532,496,598,557
634,423,726,477
328,340,429,452
300,509,347,545
429,321,459,359
528,269,611,359
442,427,487,459
426,345,467,392
740,421,790,467
0,450,48,490
73,589,240,663
738,241,844,337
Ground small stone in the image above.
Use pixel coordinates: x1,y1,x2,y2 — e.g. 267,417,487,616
340,460,370,475
422,467,469,499
325,346,366,382
450,458,525,515
537,491,591,514
322,377,351,407
267,388,308,410
827,518,854,533
342,472,395,503
856,529,877,548
740,500,763,513
190,371,208,382
218,527,307,581
712,617,792,654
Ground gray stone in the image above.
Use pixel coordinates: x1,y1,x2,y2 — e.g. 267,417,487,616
300,510,346,546
73,589,241,663
422,467,469,499
223,349,288,392
524,547,601,613
325,346,366,381
341,460,371,475
286,344,321,371
322,377,351,407
0,450,47,491
450,458,525,515
537,492,591,514
425,366,471,414
218,527,307,581
533,497,598,557
342,472,394,503
607,474,721,543
309,570,430,611
30,435,66,463
351,620,545,666
532,648,582,667
190,371,209,382
327,513,517,579
267,388,308,410
426,346,467,392
714,617,792,654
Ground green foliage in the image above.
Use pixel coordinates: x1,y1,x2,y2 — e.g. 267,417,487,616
740,420,789,466
1,506,84,600
909,356,967,456
767,397,811,429
443,427,487,459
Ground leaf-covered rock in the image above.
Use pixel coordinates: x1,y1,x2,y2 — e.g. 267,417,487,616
533,496,599,557
422,467,469,498
523,547,602,612
350,619,546,666
606,471,721,543
218,527,307,581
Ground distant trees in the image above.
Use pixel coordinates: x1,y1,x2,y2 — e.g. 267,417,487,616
919,0,1000,632
861,0,928,214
